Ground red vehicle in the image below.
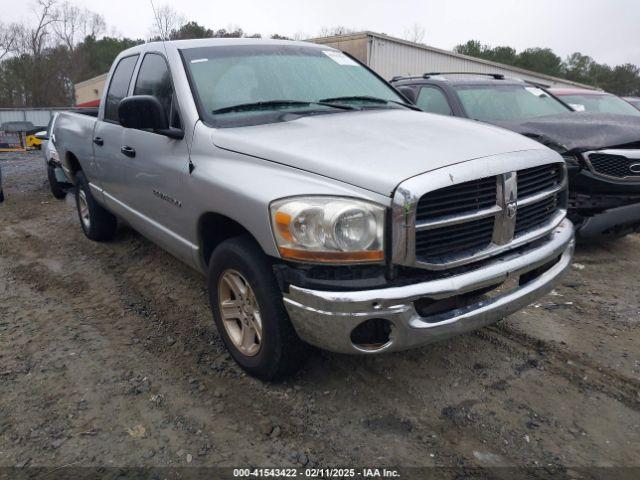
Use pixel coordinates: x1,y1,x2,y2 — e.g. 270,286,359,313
549,88,640,117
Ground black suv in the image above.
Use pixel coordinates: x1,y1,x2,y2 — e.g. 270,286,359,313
391,73,640,239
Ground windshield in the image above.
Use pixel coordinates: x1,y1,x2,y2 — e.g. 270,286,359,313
181,45,408,126
454,84,570,122
559,93,640,117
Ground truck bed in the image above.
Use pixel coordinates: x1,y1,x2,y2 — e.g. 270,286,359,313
53,111,98,181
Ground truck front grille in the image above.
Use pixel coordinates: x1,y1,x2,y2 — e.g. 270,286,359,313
515,194,558,235
415,217,495,258
412,162,566,268
415,177,497,221
588,152,640,179
517,164,563,197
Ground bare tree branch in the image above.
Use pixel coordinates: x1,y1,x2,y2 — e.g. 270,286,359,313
52,0,78,49
0,22,20,61
149,4,185,40
53,1,106,49
402,23,426,44
17,0,59,57
82,12,105,40
292,31,308,41
318,26,357,38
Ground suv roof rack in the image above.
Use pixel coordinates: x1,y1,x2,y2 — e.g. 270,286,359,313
423,72,505,79
390,72,506,82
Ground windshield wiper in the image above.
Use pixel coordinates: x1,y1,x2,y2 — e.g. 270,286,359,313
319,95,421,111
212,100,355,115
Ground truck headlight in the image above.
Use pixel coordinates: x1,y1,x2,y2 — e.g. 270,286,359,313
270,197,385,263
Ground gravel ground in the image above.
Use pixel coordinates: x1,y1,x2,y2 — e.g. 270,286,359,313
0,151,639,477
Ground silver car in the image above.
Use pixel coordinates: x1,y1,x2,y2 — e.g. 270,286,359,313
53,39,574,380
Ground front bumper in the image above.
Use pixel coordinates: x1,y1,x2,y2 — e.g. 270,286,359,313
283,219,574,354
577,202,640,238
569,168,640,196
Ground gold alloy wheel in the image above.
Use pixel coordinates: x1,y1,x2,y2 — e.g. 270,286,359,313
218,269,263,357
78,189,91,229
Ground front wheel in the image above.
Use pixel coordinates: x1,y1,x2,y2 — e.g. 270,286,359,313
208,236,310,380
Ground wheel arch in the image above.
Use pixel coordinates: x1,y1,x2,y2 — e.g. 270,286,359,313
197,212,270,268
63,151,83,184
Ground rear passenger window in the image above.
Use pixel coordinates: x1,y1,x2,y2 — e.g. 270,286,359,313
104,55,139,123
416,86,452,116
134,53,178,127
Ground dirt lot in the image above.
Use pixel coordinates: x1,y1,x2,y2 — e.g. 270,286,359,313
1,151,639,476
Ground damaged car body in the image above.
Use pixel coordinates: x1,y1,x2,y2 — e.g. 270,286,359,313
392,73,640,238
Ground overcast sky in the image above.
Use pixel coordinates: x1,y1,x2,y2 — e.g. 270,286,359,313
5,0,640,66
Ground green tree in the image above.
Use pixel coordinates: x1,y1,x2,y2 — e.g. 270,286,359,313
454,41,517,68
607,64,640,96
453,40,485,58
516,48,563,77
169,21,213,40
213,27,244,38
453,39,640,96
564,52,594,84
486,46,518,66
270,34,291,40
74,35,143,82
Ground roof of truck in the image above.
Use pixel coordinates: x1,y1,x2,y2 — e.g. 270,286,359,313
128,37,328,54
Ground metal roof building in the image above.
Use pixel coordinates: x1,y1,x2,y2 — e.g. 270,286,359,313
310,31,593,89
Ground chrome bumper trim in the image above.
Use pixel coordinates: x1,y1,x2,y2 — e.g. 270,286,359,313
283,219,574,354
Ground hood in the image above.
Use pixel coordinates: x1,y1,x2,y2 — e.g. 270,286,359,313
212,109,548,196
492,112,640,153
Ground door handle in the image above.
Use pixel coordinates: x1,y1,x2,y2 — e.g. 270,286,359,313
120,145,136,158
93,136,104,146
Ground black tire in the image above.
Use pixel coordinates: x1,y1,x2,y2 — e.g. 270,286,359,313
0,189,4,203
47,163,67,199
74,170,117,241
208,235,310,381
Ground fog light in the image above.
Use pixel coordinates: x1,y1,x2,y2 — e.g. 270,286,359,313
350,318,393,351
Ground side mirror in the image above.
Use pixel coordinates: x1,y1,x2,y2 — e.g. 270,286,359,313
118,95,168,130
118,95,184,139
397,86,417,104
35,130,49,141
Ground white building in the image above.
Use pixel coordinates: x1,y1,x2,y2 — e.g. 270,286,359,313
310,31,593,89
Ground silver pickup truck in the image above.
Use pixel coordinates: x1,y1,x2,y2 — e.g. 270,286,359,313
53,38,575,380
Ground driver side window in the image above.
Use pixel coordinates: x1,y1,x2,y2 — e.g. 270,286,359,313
134,53,181,128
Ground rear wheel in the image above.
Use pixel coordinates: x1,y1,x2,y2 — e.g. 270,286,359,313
74,171,117,241
47,163,67,199
208,235,310,380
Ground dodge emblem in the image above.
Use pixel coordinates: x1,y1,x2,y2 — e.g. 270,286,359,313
506,202,517,219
